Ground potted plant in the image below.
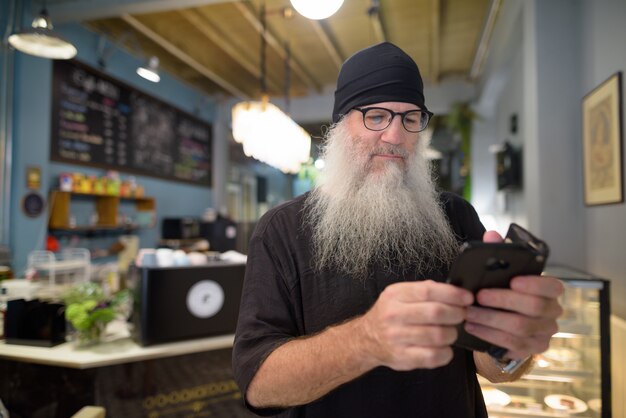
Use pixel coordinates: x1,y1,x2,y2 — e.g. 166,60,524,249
63,282,130,347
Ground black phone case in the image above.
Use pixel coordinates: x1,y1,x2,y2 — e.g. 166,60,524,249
447,237,548,353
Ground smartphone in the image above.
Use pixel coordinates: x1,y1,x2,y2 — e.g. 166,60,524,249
447,223,549,354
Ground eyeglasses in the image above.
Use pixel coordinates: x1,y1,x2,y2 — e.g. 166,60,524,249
353,106,433,133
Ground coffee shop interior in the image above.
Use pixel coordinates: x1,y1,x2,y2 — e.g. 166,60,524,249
0,0,625,417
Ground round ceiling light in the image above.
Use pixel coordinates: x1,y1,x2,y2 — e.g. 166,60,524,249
290,0,344,20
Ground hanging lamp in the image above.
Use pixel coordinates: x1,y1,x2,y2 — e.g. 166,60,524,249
136,56,161,83
8,6,77,60
231,3,310,174
290,0,344,20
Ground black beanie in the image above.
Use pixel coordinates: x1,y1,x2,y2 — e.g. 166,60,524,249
332,42,426,123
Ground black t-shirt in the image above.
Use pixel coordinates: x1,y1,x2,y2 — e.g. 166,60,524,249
233,191,487,418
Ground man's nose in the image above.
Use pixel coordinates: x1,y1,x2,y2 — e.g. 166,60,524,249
380,115,406,144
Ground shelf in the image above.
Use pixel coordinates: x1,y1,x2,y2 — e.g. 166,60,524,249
48,190,155,230
479,368,595,388
554,321,594,337
29,258,89,272
487,406,593,418
525,368,596,380
49,225,141,233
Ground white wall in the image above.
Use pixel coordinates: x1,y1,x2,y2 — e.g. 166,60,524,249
472,0,585,265
473,0,626,320
472,46,526,235
523,0,584,266
580,0,626,320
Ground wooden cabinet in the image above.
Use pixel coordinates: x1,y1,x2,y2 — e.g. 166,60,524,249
48,191,156,231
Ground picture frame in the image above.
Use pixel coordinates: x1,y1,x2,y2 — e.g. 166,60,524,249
582,72,624,206
26,165,41,190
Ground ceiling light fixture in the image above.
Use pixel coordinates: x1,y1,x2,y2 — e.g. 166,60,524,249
231,3,310,174
232,98,311,174
290,0,344,20
8,7,77,60
136,56,160,83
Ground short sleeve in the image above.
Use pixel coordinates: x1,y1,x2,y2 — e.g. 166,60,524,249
232,221,299,416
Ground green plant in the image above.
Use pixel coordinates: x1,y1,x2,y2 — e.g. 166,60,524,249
63,282,130,342
445,102,479,201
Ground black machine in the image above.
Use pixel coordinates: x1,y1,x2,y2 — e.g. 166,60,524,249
131,261,245,346
199,215,238,252
496,141,522,190
161,217,201,240
4,299,66,347
161,216,238,252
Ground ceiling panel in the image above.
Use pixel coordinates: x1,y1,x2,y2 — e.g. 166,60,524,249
81,0,492,99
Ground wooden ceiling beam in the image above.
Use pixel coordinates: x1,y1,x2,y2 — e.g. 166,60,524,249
51,0,240,24
177,9,283,94
121,14,249,98
369,1,387,43
309,20,343,70
234,1,322,92
470,0,502,80
430,0,441,84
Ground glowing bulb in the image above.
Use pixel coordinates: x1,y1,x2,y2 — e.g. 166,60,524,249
290,0,344,20
232,100,311,174
8,9,77,60
137,56,160,83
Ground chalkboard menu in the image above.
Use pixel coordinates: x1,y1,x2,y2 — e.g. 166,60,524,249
50,60,212,186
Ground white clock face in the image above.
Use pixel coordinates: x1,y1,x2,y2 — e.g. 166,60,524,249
186,280,225,318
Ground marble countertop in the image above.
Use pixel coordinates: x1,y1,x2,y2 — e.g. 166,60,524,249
0,323,234,369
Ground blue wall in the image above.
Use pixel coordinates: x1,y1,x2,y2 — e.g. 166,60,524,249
9,18,217,274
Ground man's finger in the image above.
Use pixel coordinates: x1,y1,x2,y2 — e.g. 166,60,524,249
385,281,474,306
483,230,503,243
510,275,565,299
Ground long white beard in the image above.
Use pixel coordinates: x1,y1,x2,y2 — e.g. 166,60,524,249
304,121,458,279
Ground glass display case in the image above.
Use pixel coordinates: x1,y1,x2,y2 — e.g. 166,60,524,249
480,265,611,418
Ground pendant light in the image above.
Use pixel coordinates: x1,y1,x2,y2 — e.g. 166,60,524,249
290,0,344,20
231,3,311,174
136,56,161,83
8,6,77,60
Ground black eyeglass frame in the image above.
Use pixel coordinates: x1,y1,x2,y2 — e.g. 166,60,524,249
353,106,434,133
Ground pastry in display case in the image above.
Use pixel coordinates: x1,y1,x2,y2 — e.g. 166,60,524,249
479,265,611,418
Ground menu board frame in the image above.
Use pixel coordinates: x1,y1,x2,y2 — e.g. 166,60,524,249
50,59,212,187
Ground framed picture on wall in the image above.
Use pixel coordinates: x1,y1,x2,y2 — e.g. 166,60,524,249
582,72,623,206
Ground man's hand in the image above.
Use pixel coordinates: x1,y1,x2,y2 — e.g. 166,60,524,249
465,231,564,361
247,280,474,408
358,280,474,370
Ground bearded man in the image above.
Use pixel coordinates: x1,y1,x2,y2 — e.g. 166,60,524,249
232,42,563,418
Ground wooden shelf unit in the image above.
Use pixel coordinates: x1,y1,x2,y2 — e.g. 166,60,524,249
48,191,156,230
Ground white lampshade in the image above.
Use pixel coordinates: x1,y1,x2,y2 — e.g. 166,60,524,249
232,100,311,174
136,56,160,83
290,0,344,20
8,9,77,60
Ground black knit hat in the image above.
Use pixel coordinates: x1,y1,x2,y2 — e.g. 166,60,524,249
332,42,426,123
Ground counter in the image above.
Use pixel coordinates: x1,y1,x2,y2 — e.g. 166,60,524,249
0,330,253,418
0,262,249,417
0,332,234,369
